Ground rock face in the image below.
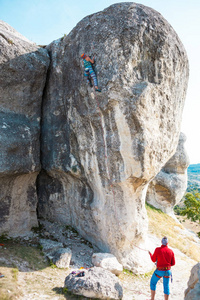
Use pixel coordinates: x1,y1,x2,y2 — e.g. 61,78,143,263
64,266,123,299
146,132,190,213
37,3,189,272
0,3,189,272
0,21,49,235
185,262,200,300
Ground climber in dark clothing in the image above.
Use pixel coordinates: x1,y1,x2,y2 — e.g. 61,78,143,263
81,53,101,92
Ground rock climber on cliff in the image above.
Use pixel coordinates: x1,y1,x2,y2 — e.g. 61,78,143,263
81,53,101,92
148,236,175,300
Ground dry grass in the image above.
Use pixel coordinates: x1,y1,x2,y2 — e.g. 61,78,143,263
146,203,200,261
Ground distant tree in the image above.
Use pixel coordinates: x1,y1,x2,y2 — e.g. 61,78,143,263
180,192,200,223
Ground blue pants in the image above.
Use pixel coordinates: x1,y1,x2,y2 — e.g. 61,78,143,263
84,67,98,87
150,269,172,295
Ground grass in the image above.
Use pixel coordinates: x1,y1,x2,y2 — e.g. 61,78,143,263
146,203,200,261
0,204,199,299
11,268,19,281
121,267,154,282
0,236,70,299
0,241,46,271
49,260,57,269
123,268,133,276
0,238,49,299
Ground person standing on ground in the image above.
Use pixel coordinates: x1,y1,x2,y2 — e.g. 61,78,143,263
148,236,175,300
81,53,101,92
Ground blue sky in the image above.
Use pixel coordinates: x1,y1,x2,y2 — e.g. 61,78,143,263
1,0,199,164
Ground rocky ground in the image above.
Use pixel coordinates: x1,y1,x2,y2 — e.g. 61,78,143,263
0,218,199,300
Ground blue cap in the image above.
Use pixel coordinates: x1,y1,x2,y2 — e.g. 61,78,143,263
162,237,168,245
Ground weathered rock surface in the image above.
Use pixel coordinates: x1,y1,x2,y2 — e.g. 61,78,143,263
146,132,190,213
185,262,200,300
51,248,72,268
92,253,123,276
39,239,72,268
0,2,189,273
39,238,63,253
37,2,189,272
0,21,49,235
64,266,123,299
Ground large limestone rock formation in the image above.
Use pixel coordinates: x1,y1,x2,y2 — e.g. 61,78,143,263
185,262,200,300
146,132,190,213
0,21,49,235
37,3,189,272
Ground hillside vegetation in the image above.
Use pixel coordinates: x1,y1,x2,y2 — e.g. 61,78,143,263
187,163,200,193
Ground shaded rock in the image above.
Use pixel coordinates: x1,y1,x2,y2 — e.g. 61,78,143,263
185,262,200,300
0,174,38,236
64,266,123,299
51,248,72,268
92,253,123,276
39,238,63,253
39,239,72,268
146,132,190,213
37,2,189,272
0,21,49,236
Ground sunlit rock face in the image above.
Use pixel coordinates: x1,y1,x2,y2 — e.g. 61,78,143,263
0,21,50,235
185,262,200,300
0,1,189,273
37,3,189,272
146,132,190,213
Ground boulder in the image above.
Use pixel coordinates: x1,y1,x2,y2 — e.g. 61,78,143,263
185,262,200,300
64,266,123,299
37,2,189,272
51,248,72,268
0,21,50,236
146,132,190,213
92,253,123,276
40,239,72,268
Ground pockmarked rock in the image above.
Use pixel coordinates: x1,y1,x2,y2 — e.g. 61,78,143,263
146,132,190,213
64,266,123,299
92,253,123,276
0,21,50,236
185,262,200,300
37,2,189,272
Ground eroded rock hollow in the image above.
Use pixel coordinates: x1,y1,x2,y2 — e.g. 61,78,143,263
0,3,189,272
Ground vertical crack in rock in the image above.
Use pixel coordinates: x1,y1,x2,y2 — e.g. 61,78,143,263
0,1,189,274
0,20,50,236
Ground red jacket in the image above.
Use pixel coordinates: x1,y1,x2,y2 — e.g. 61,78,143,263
149,245,175,269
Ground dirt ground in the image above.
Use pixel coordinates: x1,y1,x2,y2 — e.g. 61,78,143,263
0,217,199,300
176,215,200,235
